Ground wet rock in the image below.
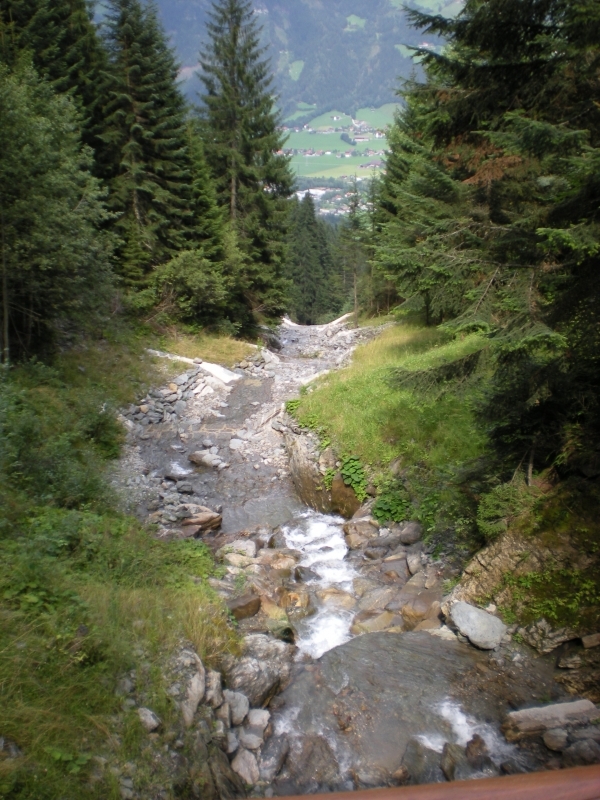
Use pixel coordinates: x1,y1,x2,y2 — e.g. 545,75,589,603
441,739,498,781
448,601,507,650
285,432,332,513
278,735,340,793
259,735,289,782
407,553,423,575
223,690,249,726
205,670,224,709
227,594,261,621
358,586,397,613
350,609,397,634
562,739,600,767
503,699,600,741
330,473,361,518
223,634,294,706
209,748,247,798
343,517,379,549
238,729,263,750
231,748,259,785
402,739,445,784
317,587,356,610
137,707,161,732
543,729,568,751
401,590,441,631
381,556,411,583
295,565,319,582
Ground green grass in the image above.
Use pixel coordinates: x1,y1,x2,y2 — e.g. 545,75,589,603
355,104,399,129
0,324,243,798
295,324,486,470
307,109,353,130
289,60,305,81
291,154,385,179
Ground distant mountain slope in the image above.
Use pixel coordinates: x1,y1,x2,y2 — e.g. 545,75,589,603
154,0,462,115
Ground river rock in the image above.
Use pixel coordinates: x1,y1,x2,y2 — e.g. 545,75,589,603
517,618,578,655
259,735,289,782
407,553,423,575
402,739,445,784
317,587,356,610
272,631,484,792
343,517,379,549
447,601,507,649
209,748,247,798
502,699,600,741
231,748,259,785
222,634,293,707
227,594,261,620
350,609,397,634
216,701,231,727
562,739,600,767
238,729,263,751
401,590,441,630
441,740,498,781
223,690,249,726
543,728,568,751
182,511,222,533
217,540,257,559
358,587,397,613
276,735,340,794
389,521,422,545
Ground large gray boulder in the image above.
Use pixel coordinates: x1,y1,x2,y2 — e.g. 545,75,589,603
448,601,507,650
222,634,294,707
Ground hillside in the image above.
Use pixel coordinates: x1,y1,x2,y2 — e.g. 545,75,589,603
157,0,463,114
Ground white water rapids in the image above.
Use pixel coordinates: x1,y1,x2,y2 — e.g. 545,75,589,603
282,511,358,659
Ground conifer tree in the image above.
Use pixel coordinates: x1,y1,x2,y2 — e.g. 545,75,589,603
0,0,106,146
99,0,195,283
198,0,294,324
0,63,113,362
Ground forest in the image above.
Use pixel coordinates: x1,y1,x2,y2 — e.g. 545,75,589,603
0,0,599,796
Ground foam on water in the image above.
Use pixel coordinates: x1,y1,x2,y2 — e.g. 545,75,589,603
283,511,357,659
418,699,519,764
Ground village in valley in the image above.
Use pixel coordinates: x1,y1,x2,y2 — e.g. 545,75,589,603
279,103,398,216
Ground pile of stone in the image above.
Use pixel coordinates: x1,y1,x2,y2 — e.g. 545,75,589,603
503,699,600,768
96,636,294,799
149,500,222,535
122,363,215,426
235,349,280,379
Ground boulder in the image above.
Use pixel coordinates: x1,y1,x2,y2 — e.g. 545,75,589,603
231,748,259,785
389,521,422,545
222,634,294,707
227,594,261,621
238,729,263,751
562,739,600,767
518,618,578,655
343,517,379,543
259,735,289,782
317,587,356,610
402,739,445,784
285,432,332,513
223,690,249,726
350,609,397,634
181,511,222,532
358,587,397,613
401,591,441,631
503,699,600,741
543,729,568,751
448,601,507,650
407,553,423,575
217,540,257,559
441,740,498,781
209,748,247,798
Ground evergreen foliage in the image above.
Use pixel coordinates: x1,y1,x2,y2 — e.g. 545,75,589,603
198,0,294,325
285,193,339,324
0,0,107,146
0,63,113,363
99,0,198,283
376,0,600,479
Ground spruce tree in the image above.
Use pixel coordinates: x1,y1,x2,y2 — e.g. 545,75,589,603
0,0,107,146
0,63,113,362
198,0,294,325
99,0,195,284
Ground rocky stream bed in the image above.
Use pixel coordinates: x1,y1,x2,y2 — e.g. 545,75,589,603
105,315,600,799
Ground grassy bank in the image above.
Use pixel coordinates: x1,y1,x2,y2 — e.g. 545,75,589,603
0,325,241,799
292,323,487,545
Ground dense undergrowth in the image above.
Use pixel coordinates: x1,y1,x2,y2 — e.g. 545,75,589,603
0,326,239,799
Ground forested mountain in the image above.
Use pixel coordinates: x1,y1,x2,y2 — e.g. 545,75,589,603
152,0,461,114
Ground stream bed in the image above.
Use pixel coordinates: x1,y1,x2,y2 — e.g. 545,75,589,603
114,316,572,793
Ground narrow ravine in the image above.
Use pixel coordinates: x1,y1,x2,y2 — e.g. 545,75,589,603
112,316,590,795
